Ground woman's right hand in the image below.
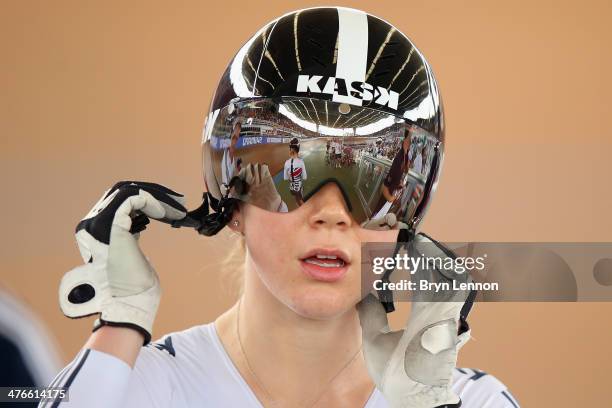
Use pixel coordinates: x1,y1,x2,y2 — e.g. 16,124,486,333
59,181,187,346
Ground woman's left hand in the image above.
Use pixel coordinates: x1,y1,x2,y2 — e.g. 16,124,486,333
357,233,472,408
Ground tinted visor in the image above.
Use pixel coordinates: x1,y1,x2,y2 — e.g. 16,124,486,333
202,97,441,226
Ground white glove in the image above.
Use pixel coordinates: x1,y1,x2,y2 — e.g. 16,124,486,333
357,233,473,408
59,181,187,344
229,163,287,212
360,213,408,231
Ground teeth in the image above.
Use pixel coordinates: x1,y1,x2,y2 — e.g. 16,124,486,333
316,254,338,260
305,258,345,268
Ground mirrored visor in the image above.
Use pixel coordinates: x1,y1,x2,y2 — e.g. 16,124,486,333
202,97,442,226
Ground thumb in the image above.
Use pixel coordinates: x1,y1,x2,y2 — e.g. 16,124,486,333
357,294,404,374
357,294,391,341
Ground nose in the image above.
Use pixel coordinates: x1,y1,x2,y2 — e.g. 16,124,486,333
306,183,352,230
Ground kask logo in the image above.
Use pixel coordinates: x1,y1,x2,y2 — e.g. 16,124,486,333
296,75,399,110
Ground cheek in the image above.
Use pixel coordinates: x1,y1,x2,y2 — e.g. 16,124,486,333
243,209,295,276
242,207,387,318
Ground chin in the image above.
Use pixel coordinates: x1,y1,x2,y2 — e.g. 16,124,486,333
287,285,356,320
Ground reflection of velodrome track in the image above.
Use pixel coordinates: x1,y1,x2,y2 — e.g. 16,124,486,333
218,138,368,221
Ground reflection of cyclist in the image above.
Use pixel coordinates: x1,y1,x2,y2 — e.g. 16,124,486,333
283,138,308,206
412,144,426,175
384,132,411,198
221,121,242,192
372,131,411,218
333,140,342,168
375,137,383,157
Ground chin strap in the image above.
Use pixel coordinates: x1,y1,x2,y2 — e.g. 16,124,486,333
418,232,477,337
377,227,414,313
376,229,477,338
166,174,248,236
166,192,238,236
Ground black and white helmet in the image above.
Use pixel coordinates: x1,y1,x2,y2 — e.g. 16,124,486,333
202,7,444,229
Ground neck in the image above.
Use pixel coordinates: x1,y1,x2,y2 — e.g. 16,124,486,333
241,261,361,360
215,256,373,407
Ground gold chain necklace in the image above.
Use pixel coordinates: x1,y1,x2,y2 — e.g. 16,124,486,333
236,299,363,408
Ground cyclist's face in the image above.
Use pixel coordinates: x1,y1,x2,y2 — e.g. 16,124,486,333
240,183,398,320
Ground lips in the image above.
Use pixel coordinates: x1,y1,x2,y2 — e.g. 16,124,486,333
303,255,345,268
299,248,350,282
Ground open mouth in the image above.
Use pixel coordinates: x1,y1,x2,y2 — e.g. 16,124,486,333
303,254,346,268
299,249,350,282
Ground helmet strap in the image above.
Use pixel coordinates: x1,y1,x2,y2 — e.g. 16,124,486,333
377,227,414,313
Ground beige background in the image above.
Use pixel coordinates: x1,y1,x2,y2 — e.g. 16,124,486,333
1,1,611,406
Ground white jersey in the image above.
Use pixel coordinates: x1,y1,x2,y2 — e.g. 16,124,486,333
412,152,423,175
283,157,307,192
44,323,520,408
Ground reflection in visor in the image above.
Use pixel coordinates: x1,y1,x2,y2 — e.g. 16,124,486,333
202,97,442,226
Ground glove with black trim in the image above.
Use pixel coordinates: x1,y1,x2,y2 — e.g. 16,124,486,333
59,181,187,344
357,232,473,408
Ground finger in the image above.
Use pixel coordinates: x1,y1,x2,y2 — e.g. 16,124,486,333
384,213,397,227
358,295,404,367
132,183,187,214
395,221,409,230
138,190,187,221
104,181,132,198
238,165,247,186
245,164,255,184
127,181,184,198
142,190,187,220
156,200,187,220
82,187,116,221
253,163,262,185
261,164,272,180
360,213,396,231
360,219,389,230
111,191,164,232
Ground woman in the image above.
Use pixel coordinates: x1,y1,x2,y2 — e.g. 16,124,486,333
49,7,519,408
371,130,411,220
283,138,308,207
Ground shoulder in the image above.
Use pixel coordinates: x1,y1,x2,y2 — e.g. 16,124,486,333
369,368,520,408
121,324,218,407
127,322,259,407
134,323,219,377
452,368,520,407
